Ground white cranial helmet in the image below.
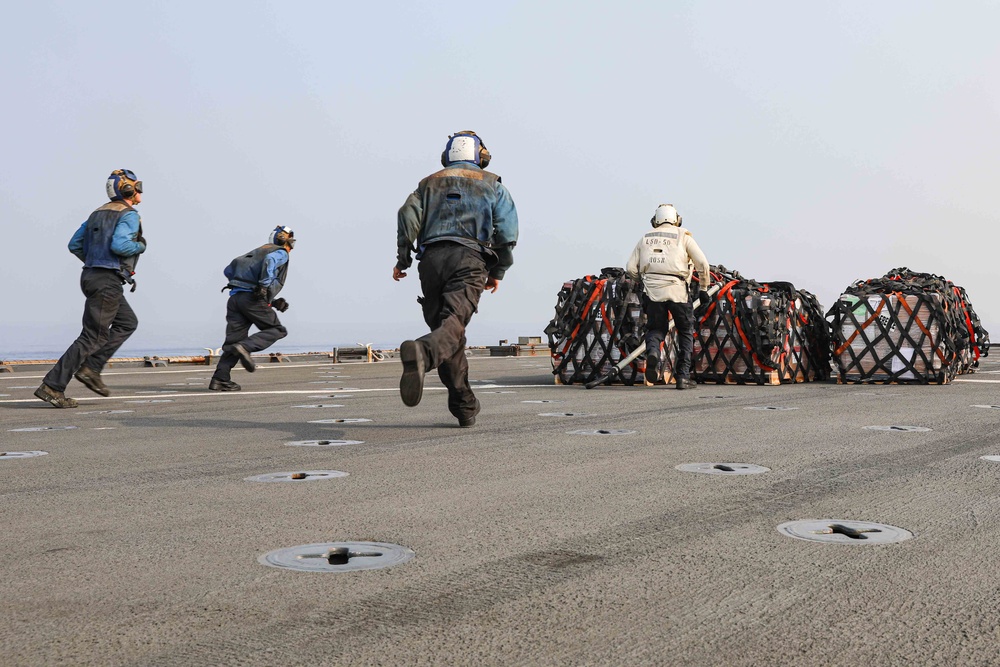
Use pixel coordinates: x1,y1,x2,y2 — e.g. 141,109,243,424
651,204,681,228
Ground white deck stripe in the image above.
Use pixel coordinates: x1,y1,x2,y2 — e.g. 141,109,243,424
0,383,555,404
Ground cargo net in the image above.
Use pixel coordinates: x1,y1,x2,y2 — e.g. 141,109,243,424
657,266,831,385
545,265,831,386
827,267,990,384
545,268,644,385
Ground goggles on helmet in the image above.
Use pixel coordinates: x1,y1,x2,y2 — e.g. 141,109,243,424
120,169,144,193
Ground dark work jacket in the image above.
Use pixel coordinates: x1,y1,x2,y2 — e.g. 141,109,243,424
82,201,136,271
396,162,519,279
224,244,289,301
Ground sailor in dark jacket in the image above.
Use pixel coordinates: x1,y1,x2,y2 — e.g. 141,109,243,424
36,169,147,408
209,226,294,391
393,131,519,427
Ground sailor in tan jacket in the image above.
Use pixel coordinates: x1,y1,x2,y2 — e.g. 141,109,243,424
626,204,710,389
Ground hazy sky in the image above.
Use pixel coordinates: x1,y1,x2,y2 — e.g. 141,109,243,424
2,1,997,358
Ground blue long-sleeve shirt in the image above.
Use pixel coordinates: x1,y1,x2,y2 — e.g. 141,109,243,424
68,209,146,261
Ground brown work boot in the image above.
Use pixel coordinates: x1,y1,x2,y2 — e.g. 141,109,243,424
34,383,79,408
74,366,110,396
399,340,428,407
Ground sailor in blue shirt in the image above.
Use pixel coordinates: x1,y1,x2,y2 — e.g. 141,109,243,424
209,226,295,391
36,169,147,408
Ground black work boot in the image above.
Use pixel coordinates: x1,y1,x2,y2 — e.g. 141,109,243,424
676,377,698,390
209,378,242,391
34,383,79,408
457,399,482,428
645,354,659,384
74,366,110,397
231,344,256,373
399,340,428,407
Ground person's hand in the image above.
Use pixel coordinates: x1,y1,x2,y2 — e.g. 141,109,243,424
393,266,407,281
271,298,289,312
697,290,711,306
254,285,268,301
485,276,500,293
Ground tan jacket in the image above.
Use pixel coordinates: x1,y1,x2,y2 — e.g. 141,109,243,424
626,225,709,303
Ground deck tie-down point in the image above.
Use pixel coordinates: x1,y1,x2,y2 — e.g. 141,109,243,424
811,523,882,540
298,547,384,565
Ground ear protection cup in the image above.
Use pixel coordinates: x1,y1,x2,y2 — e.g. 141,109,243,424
441,131,491,168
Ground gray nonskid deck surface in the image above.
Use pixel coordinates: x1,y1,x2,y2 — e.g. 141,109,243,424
2,357,999,666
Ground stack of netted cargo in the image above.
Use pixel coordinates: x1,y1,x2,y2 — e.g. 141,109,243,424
827,267,990,384
546,265,831,386
545,268,644,385
657,265,831,385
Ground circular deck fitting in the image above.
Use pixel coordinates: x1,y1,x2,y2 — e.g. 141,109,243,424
697,396,732,400
539,412,592,417
676,463,770,475
481,391,517,394
78,410,135,415
979,455,1000,463
863,425,931,432
971,405,1000,410
0,451,48,460
567,429,636,436
308,418,372,424
285,439,364,447
744,406,798,411
308,394,353,399
125,399,174,404
245,470,349,483
854,392,901,397
777,520,913,545
291,404,344,409
167,382,203,386
259,541,414,572
522,400,564,404
8,426,78,432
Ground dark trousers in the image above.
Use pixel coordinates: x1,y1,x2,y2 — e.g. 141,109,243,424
644,296,695,379
44,268,138,392
416,242,487,420
212,291,287,381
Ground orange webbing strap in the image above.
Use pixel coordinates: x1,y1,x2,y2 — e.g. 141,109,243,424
834,299,888,357
727,289,775,372
893,291,948,364
955,287,981,360
555,280,606,360
699,280,739,325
